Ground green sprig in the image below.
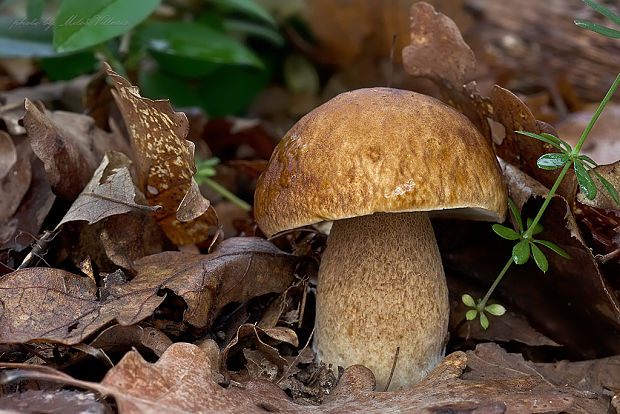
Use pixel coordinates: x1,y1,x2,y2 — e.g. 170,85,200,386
463,0,620,329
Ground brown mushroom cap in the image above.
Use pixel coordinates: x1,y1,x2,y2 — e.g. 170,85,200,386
254,87,506,237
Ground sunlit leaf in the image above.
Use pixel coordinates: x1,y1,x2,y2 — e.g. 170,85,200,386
484,303,506,316
537,153,570,170
512,239,530,265
574,160,597,200
531,243,549,273
534,239,571,259
492,224,520,240
54,0,161,52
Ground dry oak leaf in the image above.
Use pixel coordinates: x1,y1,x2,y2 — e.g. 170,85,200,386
221,323,299,383
1,342,590,413
0,132,31,225
56,151,159,229
105,64,217,245
402,1,475,89
0,238,295,344
131,237,298,329
0,267,164,345
23,99,127,201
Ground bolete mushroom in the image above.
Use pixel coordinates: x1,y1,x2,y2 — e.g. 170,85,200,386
254,88,507,390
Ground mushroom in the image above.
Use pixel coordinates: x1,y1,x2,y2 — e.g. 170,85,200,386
254,88,507,390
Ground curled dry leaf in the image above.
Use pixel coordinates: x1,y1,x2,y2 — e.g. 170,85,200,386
0,133,31,225
89,325,172,358
23,99,127,201
402,2,475,90
0,156,55,251
221,323,299,383
0,237,296,344
0,267,164,345
56,151,159,229
105,64,217,245
132,237,297,329
7,342,616,413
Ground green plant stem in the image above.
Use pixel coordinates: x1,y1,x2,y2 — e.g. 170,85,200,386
203,177,252,211
478,256,514,311
523,162,572,238
574,71,620,154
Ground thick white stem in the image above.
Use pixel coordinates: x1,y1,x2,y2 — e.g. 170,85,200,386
314,211,449,391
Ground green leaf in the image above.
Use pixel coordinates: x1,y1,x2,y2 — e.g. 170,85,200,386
540,133,572,152
574,160,597,200
526,218,543,235
507,198,523,233
512,239,530,265
516,131,566,152
466,309,478,321
27,0,45,20
40,50,97,80
479,312,489,330
589,168,620,205
210,0,277,27
580,0,620,27
134,21,263,74
575,20,620,38
531,243,549,273
223,18,284,46
462,294,476,307
484,303,506,316
534,239,571,259
0,17,55,57
537,152,570,170
53,0,161,52
492,224,520,240
578,155,598,167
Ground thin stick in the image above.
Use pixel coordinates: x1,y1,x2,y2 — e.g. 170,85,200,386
383,346,400,392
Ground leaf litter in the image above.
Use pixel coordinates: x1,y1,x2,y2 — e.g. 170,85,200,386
0,2,619,413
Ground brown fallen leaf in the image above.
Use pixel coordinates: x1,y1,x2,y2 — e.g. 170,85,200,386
105,64,217,245
23,99,128,201
0,155,55,252
220,323,299,383
132,237,298,329
402,2,475,90
7,342,615,413
0,237,296,344
89,325,172,358
55,151,159,229
0,267,164,345
0,135,31,225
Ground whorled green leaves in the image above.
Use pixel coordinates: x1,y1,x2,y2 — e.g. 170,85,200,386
493,200,570,273
461,294,506,330
516,131,619,204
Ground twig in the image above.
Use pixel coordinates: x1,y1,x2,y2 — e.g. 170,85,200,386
383,346,400,392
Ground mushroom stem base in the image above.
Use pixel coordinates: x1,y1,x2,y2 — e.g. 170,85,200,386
314,211,449,391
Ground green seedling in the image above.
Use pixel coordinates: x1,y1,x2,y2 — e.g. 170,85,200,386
462,0,620,329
